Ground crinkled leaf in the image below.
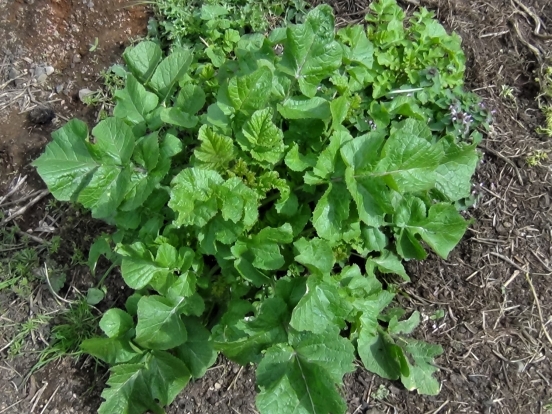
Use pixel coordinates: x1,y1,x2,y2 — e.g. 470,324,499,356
220,66,272,116
368,250,410,282
389,311,421,335
117,242,169,290
239,108,285,166
169,168,224,227
194,125,235,171
358,330,409,380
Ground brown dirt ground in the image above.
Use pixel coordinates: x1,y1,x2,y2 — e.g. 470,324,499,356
1,0,551,413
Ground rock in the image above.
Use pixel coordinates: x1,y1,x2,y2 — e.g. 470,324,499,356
34,66,46,78
78,88,94,102
28,107,55,125
87,0,94,8
37,73,48,84
73,54,82,63
45,66,55,75
8,67,19,80
213,382,221,390
56,84,65,94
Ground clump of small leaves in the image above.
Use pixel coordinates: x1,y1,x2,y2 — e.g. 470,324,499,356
32,2,490,413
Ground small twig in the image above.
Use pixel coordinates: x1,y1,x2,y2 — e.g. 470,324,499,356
227,366,243,392
39,384,61,414
525,273,552,348
479,145,523,186
17,230,50,245
43,263,74,305
431,400,450,414
0,400,23,414
489,252,529,274
0,189,49,226
0,175,27,206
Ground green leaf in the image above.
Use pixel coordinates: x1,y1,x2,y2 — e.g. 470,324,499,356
200,4,228,19
220,66,273,116
176,84,206,115
117,242,169,290
256,329,355,414
313,182,351,243
32,119,97,201
376,125,444,193
150,49,193,102
147,350,191,405
169,168,224,227
99,308,134,338
344,167,391,227
400,339,443,395
435,140,479,201
219,177,259,226
86,287,104,305
135,295,187,350
91,118,134,166
279,5,342,97
290,275,352,334
338,25,374,68
176,317,217,378
238,108,285,166
358,330,408,380
277,96,330,120
77,164,131,219
194,125,235,171
389,311,421,335
294,237,335,276
81,337,139,365
412,204,468,259
114,74,159,127
133,132,160,172
215,297,289,365
284,144,317,172
330,96,350,130
368,250,410,282
123,41,162,83
160,107,198,128
98,364,161,414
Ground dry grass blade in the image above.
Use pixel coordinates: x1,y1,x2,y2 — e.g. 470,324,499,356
524,273,552,348
0,189,49,226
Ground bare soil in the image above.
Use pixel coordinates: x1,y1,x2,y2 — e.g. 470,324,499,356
1,0,551,413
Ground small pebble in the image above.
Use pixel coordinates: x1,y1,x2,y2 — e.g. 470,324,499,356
37,73,48,84
87,0,94,8
45,66,55,75
34,66,46,78
73,54,82,63
56,84,65,94
78,88,94,102
214,382,221,390
8,67,19,80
